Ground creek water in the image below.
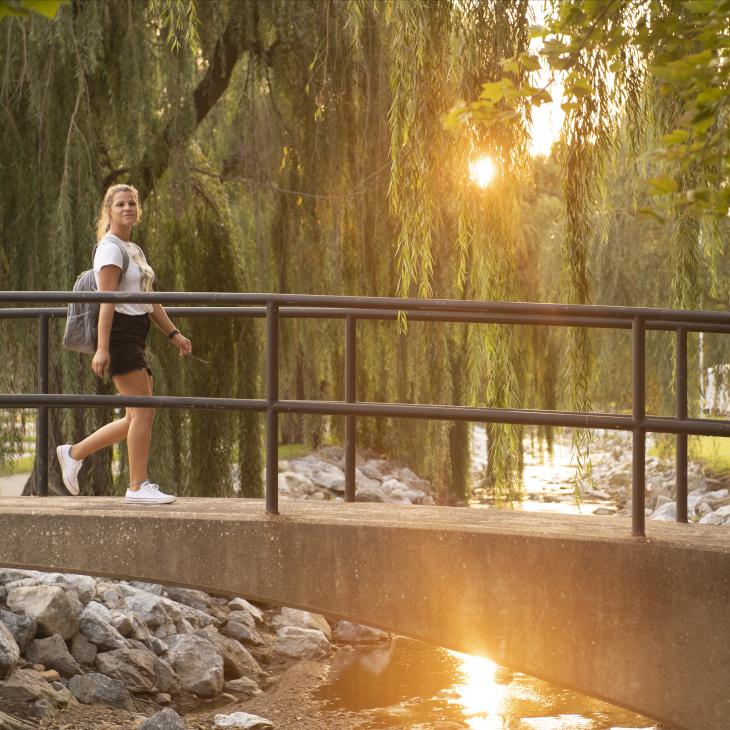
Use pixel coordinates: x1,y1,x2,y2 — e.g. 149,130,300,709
318,429,664,729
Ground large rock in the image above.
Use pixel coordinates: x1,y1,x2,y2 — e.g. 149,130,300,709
70,632,98,666
0,622,20,680
139,708,186,730
274,626,330,660
163,587,226,624
214,712,273,729
227,598,263,623
68,672,133,709
355,482,388,502
278,471,317,499
152,655,179,695
37,573,97,605
272,607,332,640
198,626,263,680
0,668,74,709
95,646,157,694
26,634,83,678
650,501,676,522
79,602,126,650
6,586,79,639
309,463,346,492
332,620,390,644
165,634,224,698
0,610,37,654
123,589,212,630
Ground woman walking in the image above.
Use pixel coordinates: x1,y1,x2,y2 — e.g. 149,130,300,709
56,184,192,504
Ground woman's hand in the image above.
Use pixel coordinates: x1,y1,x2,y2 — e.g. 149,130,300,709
171,333,192,358
92,347,110,378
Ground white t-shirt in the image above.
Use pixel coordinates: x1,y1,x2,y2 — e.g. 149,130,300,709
93,234,155,315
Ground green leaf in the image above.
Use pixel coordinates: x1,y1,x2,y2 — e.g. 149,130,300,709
500,57,520,74
647,175,679,195
0,0,66,18
662,129,690,145
636,207,666,224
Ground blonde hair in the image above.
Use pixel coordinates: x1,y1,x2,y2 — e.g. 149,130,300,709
96,184,142,241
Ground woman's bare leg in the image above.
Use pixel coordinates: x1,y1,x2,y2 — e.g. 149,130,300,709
70,418,130,461
112,368,154,489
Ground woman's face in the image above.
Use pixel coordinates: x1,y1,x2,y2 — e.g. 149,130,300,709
109,191,139,228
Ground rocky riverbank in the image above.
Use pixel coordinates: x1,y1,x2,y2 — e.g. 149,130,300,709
0,568,390,729
0,448,433,730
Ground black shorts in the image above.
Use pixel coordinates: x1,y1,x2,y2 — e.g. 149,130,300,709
109,312,153,378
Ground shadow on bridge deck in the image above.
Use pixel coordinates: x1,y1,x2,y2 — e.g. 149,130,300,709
0,498,728,730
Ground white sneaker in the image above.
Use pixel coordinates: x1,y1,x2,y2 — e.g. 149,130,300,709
125,481,176,505
56,444,82,496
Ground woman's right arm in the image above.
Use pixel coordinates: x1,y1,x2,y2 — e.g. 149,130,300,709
92,266,121,378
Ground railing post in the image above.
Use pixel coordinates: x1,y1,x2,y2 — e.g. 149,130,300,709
675,327,688,523
344,315,357,502
37,314,49,496
265,302,279,515
632,316,646,537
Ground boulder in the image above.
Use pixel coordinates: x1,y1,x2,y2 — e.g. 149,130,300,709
220,621,265,646
165,634,224,698
139,707,186,730
355,482,388,502
359,460,388,481
0,668,74,709
163,587,227,623
699,511,730,525
274,626,330,660
95,646,157,694
278,471,317,499
227,598,263,623
6,586,79,639
70,633,97,666
152,655,179,695
0,609,35,654
332,620,389,644
224,676,260,699
309,463,346,492
26,635,83,678
198,626,262,680
38,574,96,605
650,502,676,522
68,672,133,709
214,712,273,729
0,622,20,679
272,607,332,640
79,602,126,650
0,570,35,586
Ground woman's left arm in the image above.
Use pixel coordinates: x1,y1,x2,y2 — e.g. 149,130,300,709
150,303,192,357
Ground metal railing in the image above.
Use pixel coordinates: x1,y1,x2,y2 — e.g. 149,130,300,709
2,291,730,537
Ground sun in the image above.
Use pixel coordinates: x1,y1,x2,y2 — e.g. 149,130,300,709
468,156,497,188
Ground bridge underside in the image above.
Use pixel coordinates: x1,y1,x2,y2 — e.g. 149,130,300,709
0,498,727,730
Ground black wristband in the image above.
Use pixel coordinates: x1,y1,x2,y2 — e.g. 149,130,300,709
167,329,180,340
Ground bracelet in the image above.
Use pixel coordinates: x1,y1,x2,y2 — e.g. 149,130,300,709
167,329,180,340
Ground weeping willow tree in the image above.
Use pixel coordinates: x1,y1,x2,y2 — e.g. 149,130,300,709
6,0,724,504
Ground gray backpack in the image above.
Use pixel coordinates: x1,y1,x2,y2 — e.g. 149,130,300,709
63,241,129,354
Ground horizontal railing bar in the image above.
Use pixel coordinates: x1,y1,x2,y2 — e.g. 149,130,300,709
3,393,728,436
3,306,730,334
3,291,730,326
0,394,267,411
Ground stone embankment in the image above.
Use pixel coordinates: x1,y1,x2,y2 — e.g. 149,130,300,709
0,569,389,729
0,449,425,729
275,446,434,504
581,431,730,524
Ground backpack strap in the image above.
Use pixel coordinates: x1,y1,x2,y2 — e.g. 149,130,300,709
93,238,130,282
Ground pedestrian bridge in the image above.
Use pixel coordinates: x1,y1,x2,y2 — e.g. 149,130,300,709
0,498,727,730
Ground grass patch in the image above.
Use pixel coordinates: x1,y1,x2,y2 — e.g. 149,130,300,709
690,436,730,478
278,443,315,460
0,455,34,477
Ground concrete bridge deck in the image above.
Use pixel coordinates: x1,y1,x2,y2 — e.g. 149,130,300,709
0,497,728,729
